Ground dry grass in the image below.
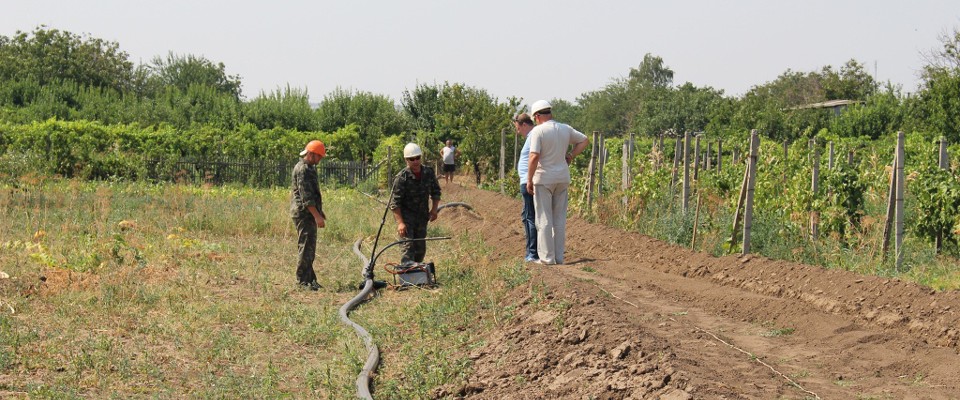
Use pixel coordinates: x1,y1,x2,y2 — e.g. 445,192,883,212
0,178,522,398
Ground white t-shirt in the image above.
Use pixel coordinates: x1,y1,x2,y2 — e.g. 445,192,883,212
529,120,588,185
441,146,455,165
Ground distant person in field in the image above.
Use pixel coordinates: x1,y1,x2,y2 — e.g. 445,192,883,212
391,143,442,263
440,139,460,184
290,140,327,290
514,113,539,263
526,100,589,265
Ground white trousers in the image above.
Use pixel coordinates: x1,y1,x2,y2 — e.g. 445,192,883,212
533,182,569,264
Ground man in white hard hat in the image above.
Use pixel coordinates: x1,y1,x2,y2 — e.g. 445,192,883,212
526,100,589,265
390,143,442,263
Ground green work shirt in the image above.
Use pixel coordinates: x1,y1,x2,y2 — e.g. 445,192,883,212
389,166,441,225
290,159,325,219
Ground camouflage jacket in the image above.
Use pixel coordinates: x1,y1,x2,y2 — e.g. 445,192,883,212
289,160,325,219
389,166,441,224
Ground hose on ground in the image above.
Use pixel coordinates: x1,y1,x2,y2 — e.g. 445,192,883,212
340,238,379,399
437,201,473,211
338,197,470,398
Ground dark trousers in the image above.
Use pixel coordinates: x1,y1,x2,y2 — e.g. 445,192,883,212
521,183,538,259
294,216,318,284
400,222,428,263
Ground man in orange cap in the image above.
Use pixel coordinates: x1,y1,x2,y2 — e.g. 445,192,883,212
290,140,326,290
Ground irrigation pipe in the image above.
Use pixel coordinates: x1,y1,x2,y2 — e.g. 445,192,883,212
594,284,821,400
342,236,452,399
341,238,379,400
437,201,473,211
359,189,389,206
339,188,468,398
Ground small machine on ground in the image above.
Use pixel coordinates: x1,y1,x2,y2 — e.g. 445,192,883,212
384,261,437,289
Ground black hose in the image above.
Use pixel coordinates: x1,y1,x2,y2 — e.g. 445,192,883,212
341,238,379,400
437,201,473,211
342,236,451,399
339,181,468,398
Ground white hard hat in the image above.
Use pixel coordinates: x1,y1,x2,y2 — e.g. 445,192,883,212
403,143,423,158
530,99,552,115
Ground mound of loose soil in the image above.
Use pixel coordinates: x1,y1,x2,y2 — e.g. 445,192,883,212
433,182,960,399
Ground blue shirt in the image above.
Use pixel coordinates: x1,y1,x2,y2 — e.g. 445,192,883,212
517,135,532,183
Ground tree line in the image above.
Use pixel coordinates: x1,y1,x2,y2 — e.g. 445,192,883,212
1,26,959,181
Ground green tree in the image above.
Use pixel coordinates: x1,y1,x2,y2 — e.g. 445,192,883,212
243,86,318,131
400,83,443,132
546,98,580,124
434,83,519,180
829,86,903,139
145,52,243,100
820,59,878,100
628,53,674,90
576,83,629,135
0,26,135,92
315,88,410,159
908,27,960,143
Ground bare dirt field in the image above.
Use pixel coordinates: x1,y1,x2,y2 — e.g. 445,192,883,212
432,182,960,399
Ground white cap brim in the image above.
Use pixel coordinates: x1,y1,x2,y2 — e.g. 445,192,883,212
299,149,308,156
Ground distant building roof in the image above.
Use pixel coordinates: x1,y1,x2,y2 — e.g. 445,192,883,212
788,99,863,111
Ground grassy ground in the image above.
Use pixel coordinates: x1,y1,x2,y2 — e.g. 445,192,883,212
0,177,528,398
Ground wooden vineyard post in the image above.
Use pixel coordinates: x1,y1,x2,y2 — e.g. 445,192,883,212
732,147,740,165
601,146,608,197
742,130,760,255
729,136,752,252
810,138,820,240
671,134,682,191
500,128,506,195
622,140,630,206
895,131,905,270
937,137,950,252
598,134,606,197
513,127,518,174
587,131,599,211
847,150,855,165
706,140,712,171
729,163,749,251
940,136,949,169
628,133,636,161
694,134,702,181
717,138,723,172
691,193,702,250
682,131,691,214
829,141,835,170
882,152,897,262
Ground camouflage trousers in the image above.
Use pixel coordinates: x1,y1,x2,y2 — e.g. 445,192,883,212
400,221,428,263
294,215,318,284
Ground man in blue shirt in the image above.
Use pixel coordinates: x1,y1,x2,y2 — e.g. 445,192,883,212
514,113,539,262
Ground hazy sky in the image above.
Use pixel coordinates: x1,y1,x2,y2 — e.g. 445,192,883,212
5,1,960,107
